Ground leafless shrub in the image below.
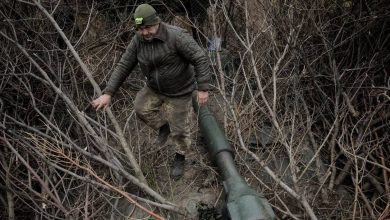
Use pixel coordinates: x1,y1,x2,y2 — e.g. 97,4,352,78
203,0,389,219
0,0,389,219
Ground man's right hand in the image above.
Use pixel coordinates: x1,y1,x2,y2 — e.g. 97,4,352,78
92,94,112,110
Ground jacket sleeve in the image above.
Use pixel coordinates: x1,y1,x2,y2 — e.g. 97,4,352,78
103,37,138,96
175,30,211,91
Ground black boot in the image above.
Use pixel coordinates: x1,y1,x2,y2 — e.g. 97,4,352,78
171,153,185,180
156,123,170,146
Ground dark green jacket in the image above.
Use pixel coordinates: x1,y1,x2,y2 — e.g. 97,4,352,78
104,22,211,97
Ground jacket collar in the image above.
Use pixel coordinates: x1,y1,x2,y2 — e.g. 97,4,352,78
153,22,168,42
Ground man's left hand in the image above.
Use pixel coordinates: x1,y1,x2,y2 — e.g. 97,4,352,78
198,91,209,105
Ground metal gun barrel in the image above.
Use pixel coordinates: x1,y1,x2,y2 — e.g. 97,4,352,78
193,96,276,220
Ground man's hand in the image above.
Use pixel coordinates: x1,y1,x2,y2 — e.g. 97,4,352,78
92,94,112,110
197,91,209,106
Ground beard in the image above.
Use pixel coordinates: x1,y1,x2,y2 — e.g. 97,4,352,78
142,34,154,41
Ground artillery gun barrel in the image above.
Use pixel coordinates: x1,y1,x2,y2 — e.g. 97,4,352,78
193,96,276,220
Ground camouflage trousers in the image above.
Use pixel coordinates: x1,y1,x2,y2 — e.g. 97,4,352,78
134,85,192,155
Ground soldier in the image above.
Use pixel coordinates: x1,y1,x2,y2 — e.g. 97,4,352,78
92,3,211,180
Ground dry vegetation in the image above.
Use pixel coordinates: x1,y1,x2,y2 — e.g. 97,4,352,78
0,0,389,219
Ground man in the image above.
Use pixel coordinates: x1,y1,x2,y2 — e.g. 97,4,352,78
92,3,211,180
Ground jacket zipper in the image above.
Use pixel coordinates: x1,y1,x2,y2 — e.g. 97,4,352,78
152,44,161,92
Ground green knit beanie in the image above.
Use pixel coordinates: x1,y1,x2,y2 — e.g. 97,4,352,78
134,4,160,27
